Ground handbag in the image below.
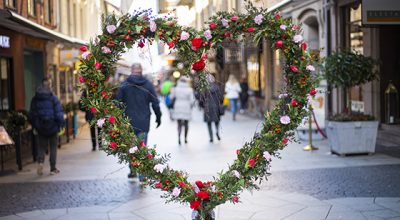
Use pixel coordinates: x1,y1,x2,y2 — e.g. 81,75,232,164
219,105,225,116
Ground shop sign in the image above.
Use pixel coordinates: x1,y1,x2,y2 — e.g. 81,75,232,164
0,36,10,48
362,0,400,25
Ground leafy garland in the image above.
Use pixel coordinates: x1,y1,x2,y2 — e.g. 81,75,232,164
79,2,317,220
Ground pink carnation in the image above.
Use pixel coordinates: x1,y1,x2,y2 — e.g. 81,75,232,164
280,115,291,125
106,25,116,34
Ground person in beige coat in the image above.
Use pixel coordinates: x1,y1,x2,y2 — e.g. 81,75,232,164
171,77,195,145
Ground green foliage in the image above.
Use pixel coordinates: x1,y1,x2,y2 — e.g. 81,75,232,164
2,110,28,140
323,50,379,89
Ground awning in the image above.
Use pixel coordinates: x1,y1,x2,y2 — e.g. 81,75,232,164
0,9,87,45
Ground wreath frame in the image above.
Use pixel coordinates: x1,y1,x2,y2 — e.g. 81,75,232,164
79,2,318,219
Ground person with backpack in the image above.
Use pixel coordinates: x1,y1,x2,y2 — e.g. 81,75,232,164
29,78,65,176
80,91,101,151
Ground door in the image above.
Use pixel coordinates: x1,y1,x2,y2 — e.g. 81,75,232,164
0,57,13,114
24,50,44,110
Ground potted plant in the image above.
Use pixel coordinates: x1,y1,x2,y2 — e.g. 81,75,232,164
324,50,380,155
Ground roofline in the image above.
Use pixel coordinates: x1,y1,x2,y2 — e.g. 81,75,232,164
267,0,293,12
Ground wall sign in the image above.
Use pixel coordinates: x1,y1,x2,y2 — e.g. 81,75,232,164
362,0,400,25
0,36,10,48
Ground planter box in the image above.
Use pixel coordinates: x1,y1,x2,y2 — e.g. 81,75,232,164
326,121,379,155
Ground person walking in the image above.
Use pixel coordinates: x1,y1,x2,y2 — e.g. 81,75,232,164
116,63,162,179
202,74,223,143
171,76,194,145
80,91,101,151
225,74,241,121
239,77,249,113
29,78,65,176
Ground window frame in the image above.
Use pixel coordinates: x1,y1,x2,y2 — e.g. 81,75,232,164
27,0,37,17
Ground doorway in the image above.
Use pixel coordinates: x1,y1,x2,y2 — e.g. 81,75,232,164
24,50,44,110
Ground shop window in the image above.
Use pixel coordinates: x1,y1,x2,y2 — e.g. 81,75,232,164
44,0,52,24
28,0,36,16
5,0,17,8
0,58,12,111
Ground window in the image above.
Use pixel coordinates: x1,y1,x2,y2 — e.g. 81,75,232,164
5,0,16,8
0,57,12,111
44,0,52,24
28,0,36,16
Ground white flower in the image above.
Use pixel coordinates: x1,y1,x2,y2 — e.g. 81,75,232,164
307,94,313,106
96,118,105,128
263,151,272,161
280,115,291,125
293,35,303,43
154,164,166,173
81,51,91,60
101,46,111,54
129,146,138,154
192,183,200,193
232,170,240,178
254,14,263,25
278,93,288,99
180,31,190,41
149,20,157,32
106,25,116,34
221,18,229,27
280,24,287,30
204,30,212,40
306,65,315,72
172,187,181,197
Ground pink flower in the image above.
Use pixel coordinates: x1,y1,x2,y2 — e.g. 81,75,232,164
204,30,212,40
306,65,315,72
232,196,239,203
254,14,263,25
279,93,288,99
106,25,116,34
79,76,85,83
154,164,166,173
280,115,291,125
101,46,111,54
94,61,102,70
293,35,303,43
280,24,287,30
263,151,271,161
290,65,299,72
231,16,238,22
180,31,190,41
81,51,91,60
96,118,105,128
108,116,116,124
172,187,181,197
248,159,256,167
129,146,138,154
149,20,157,32
221,18,229,27
232,170,240,178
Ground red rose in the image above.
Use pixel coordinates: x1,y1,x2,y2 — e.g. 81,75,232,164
108,116,116,124
195,181,205,189
275,12,281,20
248,159,256,167
138,41,145,48
231,16,238,22
247,27,255,32
209,23,217,30
276,40,283,49
94,62,102,70
90,107,97,113
124,35,131,41
147,153,153,160
196,191,210,200
192,60,206,71
301,42,307,50
232,196,239,203
190,200,201,210
309,89,317,96
140,140,146,147
282,138,289,145
155,182,163,188
101,91,108,99
178,181,186,188
301,56,306,61
236,149,240,155
79,46,88,52
290,65,299,72
201,53,208,60
191,38,203,49
79,76,85,83
291,99,298,107
224,32,231,38
110,142,118,149
167,41,175,49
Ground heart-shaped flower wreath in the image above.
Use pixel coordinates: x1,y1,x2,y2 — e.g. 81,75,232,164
79,2,317,219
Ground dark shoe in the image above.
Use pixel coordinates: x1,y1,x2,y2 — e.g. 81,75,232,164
216,133,221,141
50,169,60,175
128,172,137,178
210,139,214,143
92,147,96,151
185,139,188,144
178,139,181,145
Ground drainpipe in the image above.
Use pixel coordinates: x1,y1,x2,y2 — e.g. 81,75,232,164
325,0,333,116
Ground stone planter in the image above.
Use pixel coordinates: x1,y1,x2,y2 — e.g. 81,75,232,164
326,121,379,155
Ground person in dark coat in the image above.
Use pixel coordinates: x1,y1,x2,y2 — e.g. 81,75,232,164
80,91,101,151
239,77,249,112
201,74,223,143
116,63,162,179
29,78,65,176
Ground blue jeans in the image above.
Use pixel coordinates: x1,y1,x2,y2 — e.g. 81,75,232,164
229,98,238,119
130,131,148,180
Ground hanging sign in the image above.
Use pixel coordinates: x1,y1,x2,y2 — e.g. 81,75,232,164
362,0,400,25
0,36,10,48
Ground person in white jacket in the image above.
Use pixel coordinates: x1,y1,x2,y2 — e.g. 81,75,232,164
171,76,195,145
225,74,241,121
